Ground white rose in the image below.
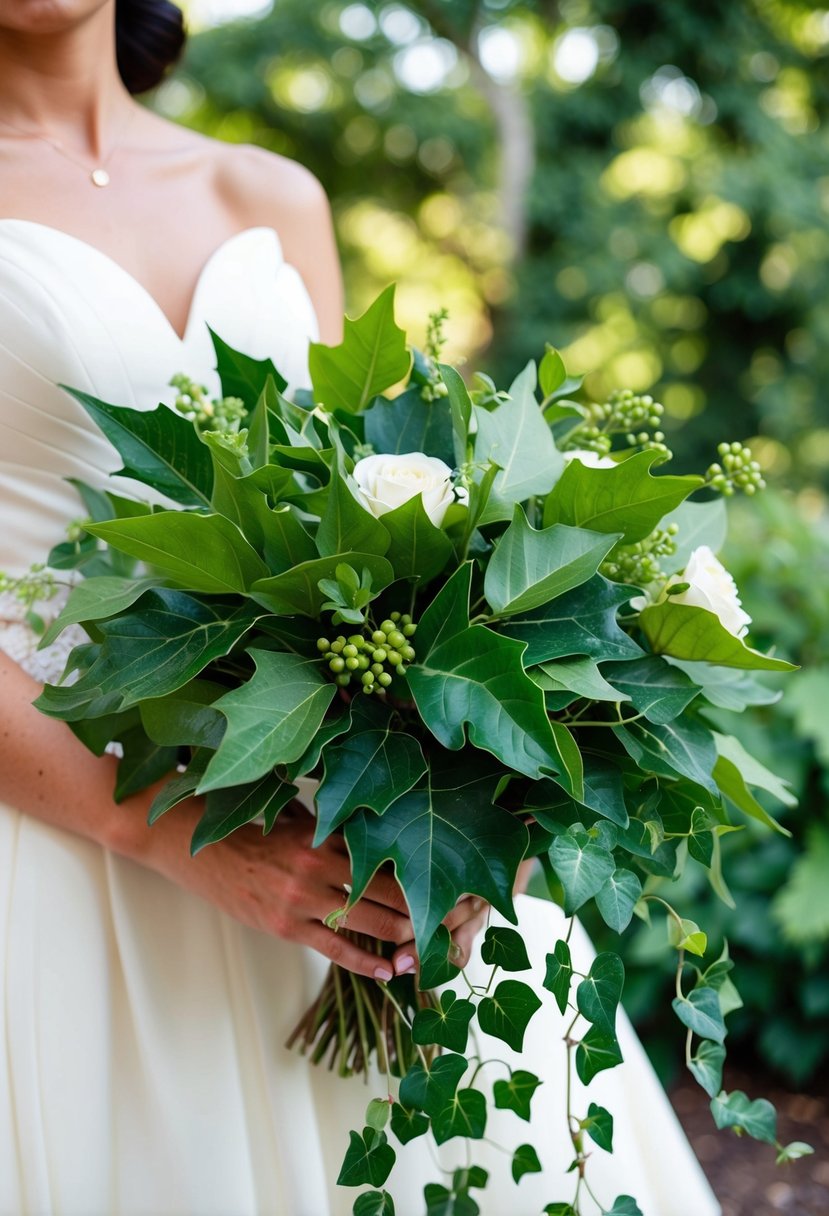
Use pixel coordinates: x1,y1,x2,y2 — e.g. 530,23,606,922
563,449,616,469
670,545,752,637
352,452,462,528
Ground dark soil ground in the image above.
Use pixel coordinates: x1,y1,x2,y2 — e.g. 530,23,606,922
671,1064,829,1216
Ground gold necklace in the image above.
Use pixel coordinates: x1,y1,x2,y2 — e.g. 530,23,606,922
0,106,136,188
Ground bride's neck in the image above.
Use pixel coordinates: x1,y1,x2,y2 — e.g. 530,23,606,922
0,7,131,158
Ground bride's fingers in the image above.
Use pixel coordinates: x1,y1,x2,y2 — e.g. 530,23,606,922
450,912,487,969
300,921,396,981
443,895,486,933
330,896,413,945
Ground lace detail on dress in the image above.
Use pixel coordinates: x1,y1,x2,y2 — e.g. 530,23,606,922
0,587,87,684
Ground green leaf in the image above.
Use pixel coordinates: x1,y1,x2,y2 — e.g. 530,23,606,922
543,940,573,1014
412,991,476,1054
668,916,708,957
543,1206,577,1216
39,575,160,647
688,1041,726,1098
603,655,698,724
346,760,527,953
485,509,618,616
438,364,473,464
353,1190,395,1216
672,986,726,1043
543,449,702,542
775,1142,815,1165
579,756,629,826
315,728,426,843
603,1198,644,1216
773,826,829,944
147,751,209,824
364,384,454,463
577,952,625,1037
595,869,642,933
613,717,719,795
35,592,258,719
140,679,226,749
511,1144,542,1183
583,1102,614,1152
713,731,796,808
87,513,269,594
191,772,298,853
409,623,581,789
209,328,287,401
337,1127,396,1188
661,498,728,572
316,472,391,558
310,285,411,412
365,1099,391,1132
198,651,336,792
377,495,455,583
431,1089,487,1145
424,1183,480,1216
478,980,542,1051
575,1026,623,1084
251,553,394,617
389,1103,429,1145
417,924,462,990
399,1053,468,1116
639,600,797,672
114,726,178,802
530,656,626,703
713,753,790,836
710,1091,777,1145
480,926,531,972
539,346,567,397
549,831,615,914
415,562,473,654
492,1070,541,1122
501,576,643,665
64,388,213,507
668,661,781,711
474,362,564,521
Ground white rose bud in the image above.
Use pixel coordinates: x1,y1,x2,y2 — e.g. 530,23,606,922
671,545,752,638
563,449,616,469
352,452,464,528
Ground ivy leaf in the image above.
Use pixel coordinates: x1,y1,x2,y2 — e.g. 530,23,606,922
198,651,336,793
667,660,781,711
687,808,715,867
114,726,178,802
39,575,161,648
639,600,796,672
668,916,708,957
431,1089,487,1145
398,1053,468,1116
543,449,701,542
710,1091,777,1145
389,1103,429,1145
478,980,542,1051
424,1184,479,1216
316,472,391,559
688,1041,726,1098
543,940,573,1014
672,987,726,1043
309,285,411,412
595,869,643,933
576,953,625,1037
147,750,209,824
417,924,462,990
379,494,455,583
613,717,719,795
191,772,298,853
353,1190,395,1216
65,388,213,506
511,1144,542,1183
492,1070,541,1122
481,927,531,972
530,656,627,704
209,328,287,400
543,1206,577,1216
775,1142,815,1165
474,361,564,522
365,1099,391,1131
501,576,643,665
438,364,473,465
314,728,426,843
603,655,698,724
549,830,615,914
576,1026,623,1084
140,679,226,749
603,1198,644,1216
412,991,476,1054
336,1127,396,1188
485,508,618,616
539,345,567,396
583,1102,614,1153
364,384,454,463
580,756,629,826
87,512,269,593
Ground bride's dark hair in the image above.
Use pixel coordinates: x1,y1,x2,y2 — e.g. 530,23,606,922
115,0,186,95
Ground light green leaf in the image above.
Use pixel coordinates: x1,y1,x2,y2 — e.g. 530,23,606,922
310,285,411,412
501,575,643,665
549,830,615,914
543,449,701,542
478,980,542,1051
772,827,829,944
251,553,394,617
603,655,698,724
688,1041,725,1098
672,986,726,1043
710,1091,777,1145
39,575,161,648
668,916,708,957
485,508,619,616
666,660,781,712
539,346,567,397
198,651,336,792
713,732,797,807
314,728,426,843
661,498,728,571
595,869,642,933
530,656,627,703
639,600,796,672
438,364,473,465
576,952,625,1037
379,495,455,583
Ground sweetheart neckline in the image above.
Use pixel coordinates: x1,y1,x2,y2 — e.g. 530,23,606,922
0,218,283,344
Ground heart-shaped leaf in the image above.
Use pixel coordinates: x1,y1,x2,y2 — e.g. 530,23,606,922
390,1103,430,1145
583,1102,614,1152
595,869,642,933
511,1144,542,1183
478,980,542,1051
576,952,625,1037
481,927,531,972
672,986,726,1043
688,1041,725,1098
353,1190,396,1216
398,1053,468,1115
710,1090,777,1144
492,1070,541,1122
431,1088,487,1145
336,1127,396,1188
549,831,615,914
412,991,476,1053
543,940,573,1014
575,1026,623,1084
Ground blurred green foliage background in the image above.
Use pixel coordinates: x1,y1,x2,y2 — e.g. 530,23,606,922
161,0,828,1085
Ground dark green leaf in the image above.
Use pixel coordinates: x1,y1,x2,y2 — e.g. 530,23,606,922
398,1054,467,1115
710,1091,777,1144
492,1070,541,1122
417,924,461,990
478,980,542,1051
549,831,615,914
251,553,394,617
576,952,625,1037
316,472,391,558
583,1102,614,1152
424,1184,479,1216
315,729,426,843
364,384,454,463
595,869,642,933
148,751,209,824
191,772,297,853
353,1190,395,1216
377,494,454,583
603,1197,644,1216
688,1041,726,1098
575,1026,623,1084
389,1103,429,1145
209,328,287,400
39,575,160,647
613,717,719,795
603,655,698,724
511,1144,542,1183
639,601,796,672
310,285,411,412
480,926,531,972
140,679,226,749
672,987,726,1043
501,576,643,665
543,1205,577,1215
580,756,629,826
412,991,476,1053
114,726,177,802
543,940,573,1014
431,1088,487,1145
337,1127,396,1188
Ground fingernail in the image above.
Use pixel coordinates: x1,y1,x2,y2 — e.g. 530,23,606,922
395,954,415,975
471,898,484,913
374,965,393,982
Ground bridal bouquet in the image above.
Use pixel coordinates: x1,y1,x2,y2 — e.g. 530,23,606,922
25,289,811,1214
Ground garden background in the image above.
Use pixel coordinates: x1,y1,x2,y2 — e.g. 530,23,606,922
155,2,829,1209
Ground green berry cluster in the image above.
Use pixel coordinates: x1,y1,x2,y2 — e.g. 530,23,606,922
170,373,246,434
0,562,57,611
316,613,417,693
705,442,766,496
420,308,452,403
601,524,679,588
562,389,672,458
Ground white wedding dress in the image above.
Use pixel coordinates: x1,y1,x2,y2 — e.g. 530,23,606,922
0,218,721,1216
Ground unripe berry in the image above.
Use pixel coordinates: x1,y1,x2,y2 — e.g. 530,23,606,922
400,614,412,625
316,638,330,653
402,645,416,662
378,672,392,688
345,656,360,671
330,656,345,673
331,638,345,654
372,648,387,662
361,671,375,687
372,630,386,646
381,620,396,634
348,635,363,648
390,611,401,622
343,644,358,658
388,630,406,649
371,663,384,676
387,650,403,666
403,623,417,637
336,673,351,687
357,655,370,670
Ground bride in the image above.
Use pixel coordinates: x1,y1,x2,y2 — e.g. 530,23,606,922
0,2,722,1214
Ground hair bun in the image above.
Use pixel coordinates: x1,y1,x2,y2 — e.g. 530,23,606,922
116,0,186,95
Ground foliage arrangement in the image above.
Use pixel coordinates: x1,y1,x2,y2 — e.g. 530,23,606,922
23,290,812,1213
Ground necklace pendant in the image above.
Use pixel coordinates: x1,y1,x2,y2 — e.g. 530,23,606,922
90,167,110,188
